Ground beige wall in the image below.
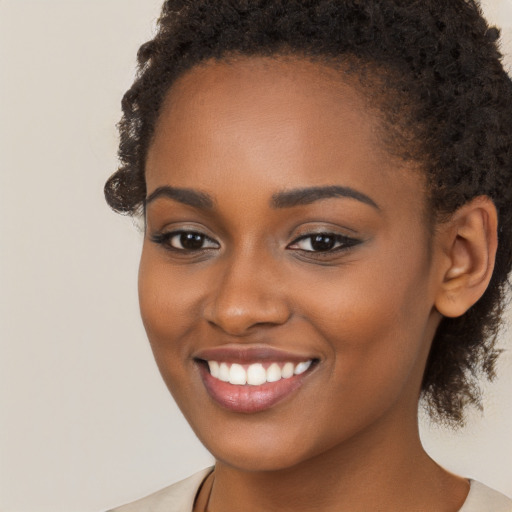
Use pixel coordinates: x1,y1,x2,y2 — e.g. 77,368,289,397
0,1,511,510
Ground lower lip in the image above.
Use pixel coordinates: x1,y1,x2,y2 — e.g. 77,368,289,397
198,363,311,413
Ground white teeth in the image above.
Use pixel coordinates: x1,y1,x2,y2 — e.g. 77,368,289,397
218,362,230,382
281,362,295,379
247,363,267,386
229,363,247,385
207,360,313,385
208,361,220,378
294,360,312,375
266,363,282,382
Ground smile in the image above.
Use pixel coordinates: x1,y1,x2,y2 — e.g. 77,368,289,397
193,347,318,414
207,360,312,386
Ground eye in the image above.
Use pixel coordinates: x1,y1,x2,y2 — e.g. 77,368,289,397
288,232,360,253
151,230,220,252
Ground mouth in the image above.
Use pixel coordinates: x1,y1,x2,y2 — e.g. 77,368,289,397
194,347,318,413
205,360,313,385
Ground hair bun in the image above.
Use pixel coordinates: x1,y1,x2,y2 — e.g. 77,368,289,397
485,26,500,43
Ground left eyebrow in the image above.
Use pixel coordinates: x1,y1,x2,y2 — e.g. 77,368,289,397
271,185,380,210
145,186,215,210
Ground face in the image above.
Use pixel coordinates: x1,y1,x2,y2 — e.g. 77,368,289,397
139,57,444,471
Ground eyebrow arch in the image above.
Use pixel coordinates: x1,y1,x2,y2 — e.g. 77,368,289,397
271,185,380,210
145,186,214,210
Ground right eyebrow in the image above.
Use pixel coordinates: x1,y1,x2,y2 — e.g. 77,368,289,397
145,186,214,210
271,185,380,210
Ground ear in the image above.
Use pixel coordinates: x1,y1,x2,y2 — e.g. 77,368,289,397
434,196,498,318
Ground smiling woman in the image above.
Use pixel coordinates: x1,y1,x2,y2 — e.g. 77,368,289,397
104,1,512,511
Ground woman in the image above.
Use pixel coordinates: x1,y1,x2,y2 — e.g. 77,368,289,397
105,1,512,510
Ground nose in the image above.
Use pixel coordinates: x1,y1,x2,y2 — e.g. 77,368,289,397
203,251,291,336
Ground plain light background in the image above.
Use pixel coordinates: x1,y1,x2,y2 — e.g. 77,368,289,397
1,1,511,511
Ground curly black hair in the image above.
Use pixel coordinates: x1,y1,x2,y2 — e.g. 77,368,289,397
105,0,512,426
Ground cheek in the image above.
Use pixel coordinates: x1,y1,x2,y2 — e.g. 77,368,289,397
138,246,202,364
294,245,433,405
138,246,214,412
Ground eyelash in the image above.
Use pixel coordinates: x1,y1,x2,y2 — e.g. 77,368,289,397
150,231,219,252
287,233,361,255
150,230,361,256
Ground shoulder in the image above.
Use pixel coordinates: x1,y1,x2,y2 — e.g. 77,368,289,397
459,480,512,512
107,467,214,512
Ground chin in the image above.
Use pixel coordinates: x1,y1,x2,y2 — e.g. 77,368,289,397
208,441,315,473
188,412,341,474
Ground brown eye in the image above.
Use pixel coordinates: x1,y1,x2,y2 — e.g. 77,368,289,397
310,234,336,252
288,232,361,253
151,230,220,251
179,232,206,250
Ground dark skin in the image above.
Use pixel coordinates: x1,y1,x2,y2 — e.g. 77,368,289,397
139,57,497,511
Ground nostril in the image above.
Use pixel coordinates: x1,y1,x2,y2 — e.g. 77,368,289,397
203,300,291,336
201,263,293,335
206,318,288,337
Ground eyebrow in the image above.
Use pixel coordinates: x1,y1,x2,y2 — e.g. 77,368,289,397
271,185,380,210
145,184,379,211
145,186,214,209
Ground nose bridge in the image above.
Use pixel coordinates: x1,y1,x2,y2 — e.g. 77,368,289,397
203,245,290,335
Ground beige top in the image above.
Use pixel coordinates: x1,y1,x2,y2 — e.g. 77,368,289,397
108,467,512,512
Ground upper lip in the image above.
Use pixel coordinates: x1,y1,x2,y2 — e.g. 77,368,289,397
193,344,317,364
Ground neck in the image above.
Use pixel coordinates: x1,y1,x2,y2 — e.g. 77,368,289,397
205,408,468,512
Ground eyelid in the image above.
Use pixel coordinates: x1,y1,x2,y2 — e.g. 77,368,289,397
149,223,361,256
287,231,361,253
150,228,221,252
147,220,218,241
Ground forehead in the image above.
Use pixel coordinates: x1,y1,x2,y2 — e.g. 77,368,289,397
146,56,425,216
162,56,366,120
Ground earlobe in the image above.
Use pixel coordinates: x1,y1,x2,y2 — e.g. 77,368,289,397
434,196,498,318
